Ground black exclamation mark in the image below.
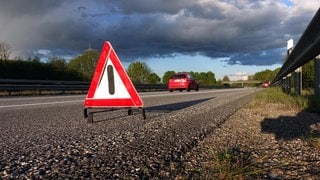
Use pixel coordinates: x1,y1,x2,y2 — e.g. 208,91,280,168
107,65,115,95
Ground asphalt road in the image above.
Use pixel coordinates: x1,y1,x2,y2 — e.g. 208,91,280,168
0,88,260,178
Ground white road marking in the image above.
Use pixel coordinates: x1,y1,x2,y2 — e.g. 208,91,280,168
140,88,248,98
0,100,83,109
0,88,251,109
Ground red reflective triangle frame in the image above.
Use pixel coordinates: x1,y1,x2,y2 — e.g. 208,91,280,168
84,41,143,107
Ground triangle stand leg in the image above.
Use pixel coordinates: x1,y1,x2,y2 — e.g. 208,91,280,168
83,108,88,118
141,108,146,119
128,108,146,119
84,107,146,123
128,108,147,119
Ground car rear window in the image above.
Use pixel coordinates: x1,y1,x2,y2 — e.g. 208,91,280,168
170,74,187,79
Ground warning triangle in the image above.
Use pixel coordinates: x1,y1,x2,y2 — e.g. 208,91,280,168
84,41,143,107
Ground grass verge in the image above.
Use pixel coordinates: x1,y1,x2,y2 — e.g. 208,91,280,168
252,87,320,113
208,87,319,179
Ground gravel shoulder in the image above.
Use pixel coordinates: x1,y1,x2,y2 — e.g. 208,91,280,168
183,98,320,179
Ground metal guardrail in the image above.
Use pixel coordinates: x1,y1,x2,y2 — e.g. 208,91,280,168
0,79,167,95
222,80,262,84
0,79,88,95
272,8,320,85
0,79,89,85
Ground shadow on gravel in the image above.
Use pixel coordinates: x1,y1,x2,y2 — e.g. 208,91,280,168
90,98,214,123
90,110,137,123
260,111,320,140
144,97,214,113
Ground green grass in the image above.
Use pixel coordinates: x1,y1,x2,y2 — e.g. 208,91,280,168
209,147,265,179
208,146,288,179
253,87,320,113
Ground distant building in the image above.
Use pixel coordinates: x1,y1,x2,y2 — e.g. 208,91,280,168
229,72,249,81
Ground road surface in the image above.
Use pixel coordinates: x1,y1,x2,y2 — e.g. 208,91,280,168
0,88,259,178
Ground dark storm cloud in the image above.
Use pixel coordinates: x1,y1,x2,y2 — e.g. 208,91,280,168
99,0,316,64
0,0,100,57
0,0,318,66
107,0,193,14
227,48,286,66
0,0,65,17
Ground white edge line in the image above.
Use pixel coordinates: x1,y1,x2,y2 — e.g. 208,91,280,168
0,100,83,109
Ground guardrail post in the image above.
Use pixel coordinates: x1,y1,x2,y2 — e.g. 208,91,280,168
294,67,302,95
281,77,286,91
285,74,291,94
315,56,320,96
285,39,293,94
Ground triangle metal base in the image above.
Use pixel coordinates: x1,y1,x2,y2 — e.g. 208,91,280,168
83,107,146,123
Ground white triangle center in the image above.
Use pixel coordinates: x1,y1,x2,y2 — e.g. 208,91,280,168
93,57,131,99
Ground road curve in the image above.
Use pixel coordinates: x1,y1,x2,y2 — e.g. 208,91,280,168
0,88,260,178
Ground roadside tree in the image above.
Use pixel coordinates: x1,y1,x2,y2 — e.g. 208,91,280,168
253,69,275,82
0,42,11,60
126,61,151,84
222,75,230,82
147,73,161,84
68,50,99,80
162,71,175,84
302,60,314,88
205,71,216,86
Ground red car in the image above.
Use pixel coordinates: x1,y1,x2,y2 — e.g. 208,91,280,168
261,82,270,88
168,72,199,92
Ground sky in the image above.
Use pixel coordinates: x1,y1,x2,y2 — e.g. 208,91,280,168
0,0,319,80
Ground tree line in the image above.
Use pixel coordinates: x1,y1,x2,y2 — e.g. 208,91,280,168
249,60,315,89
0,57,85,80
126,62,217,86
0,41,316,88
0,41,218,85
0,52,217,86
